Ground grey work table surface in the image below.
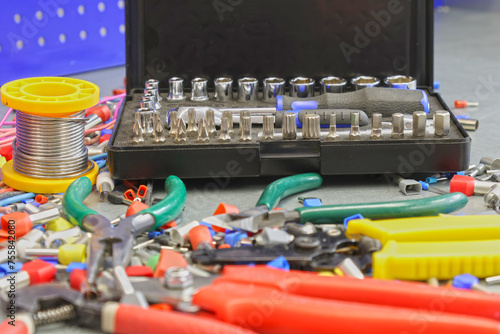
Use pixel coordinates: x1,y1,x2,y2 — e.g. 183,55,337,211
1,5,500,334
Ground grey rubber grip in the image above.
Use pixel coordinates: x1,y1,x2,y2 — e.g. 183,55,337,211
274,109,369,127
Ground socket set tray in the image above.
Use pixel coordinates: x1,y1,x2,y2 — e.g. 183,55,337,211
107,88,470,180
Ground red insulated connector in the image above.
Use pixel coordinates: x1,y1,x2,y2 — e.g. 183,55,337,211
211,203,239,233
35,194,49,204
450,175,475,196
124,189,136,201
69,269,87,291
189,225,214,251
149,304,173,312
1,212,34,238
455,100,467,108
218,244,231,249
113,88,126,95
0,145,13,161
99,134,111,144
22,259,56,284
126,201,149,217
153,249,188,278
136,185,148,199
160,220,177,229
126,265,154,277
85,105,111,123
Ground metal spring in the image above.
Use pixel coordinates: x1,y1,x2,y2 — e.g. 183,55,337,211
32,304,76,326
13,110,94,179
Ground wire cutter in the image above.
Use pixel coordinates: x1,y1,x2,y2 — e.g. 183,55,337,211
203,171,468,231
62,175,186,286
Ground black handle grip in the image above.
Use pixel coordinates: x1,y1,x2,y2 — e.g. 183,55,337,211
274,109,369,127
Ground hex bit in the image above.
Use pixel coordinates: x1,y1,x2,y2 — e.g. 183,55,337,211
348,112,361,140
413,111,427,137
433,111,450,137
326,113,340,140
391,113,405,139
370,113,383,139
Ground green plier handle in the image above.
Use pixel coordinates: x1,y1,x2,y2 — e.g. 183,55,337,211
296,192,468,224
256,173,323,210
63,175,186,230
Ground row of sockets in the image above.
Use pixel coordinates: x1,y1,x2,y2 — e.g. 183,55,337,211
142,75,416,104
132,108,451,144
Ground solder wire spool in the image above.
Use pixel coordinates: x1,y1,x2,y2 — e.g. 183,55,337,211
0,77,100,193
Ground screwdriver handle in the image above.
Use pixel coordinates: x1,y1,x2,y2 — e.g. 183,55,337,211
276,87,429,116
275,109,369,127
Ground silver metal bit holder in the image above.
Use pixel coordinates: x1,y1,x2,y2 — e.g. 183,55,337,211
282,112,297,140
168,77,186,101
144,87,161,109
413,111,427,137
263,115,275,140
302,114,321,139
222,110,234,136
186,108,198,138
433,110,450,137
289,77,315,98
326,113,340,140
174,118,187,143
351,76,380,90
239,115,252,142
168,111,179,137
320,76,347,94
238,77,259,102
132,114,144,144
145,79,162,101
391,113,405,139
218,117,231,142
191,77,209,101
348,112,361,140
263,77,285,102
206,109,217,137
384,75,417,90
136,107,155,135
140,97,156,111
214,77,233,102
197,119,210,142
370,113,383,139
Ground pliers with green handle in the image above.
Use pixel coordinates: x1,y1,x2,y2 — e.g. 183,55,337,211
204,172,469,232
62,175,186,286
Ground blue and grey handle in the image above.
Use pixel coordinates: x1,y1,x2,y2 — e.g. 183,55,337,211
275,109,369,128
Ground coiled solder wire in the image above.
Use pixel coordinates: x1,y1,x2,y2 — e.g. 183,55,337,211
13,110,94,179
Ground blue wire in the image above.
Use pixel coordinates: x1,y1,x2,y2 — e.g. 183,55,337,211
90,153,108,161
97,160,106,169
0,193,35,207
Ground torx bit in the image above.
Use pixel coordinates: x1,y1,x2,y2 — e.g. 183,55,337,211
239,115,252,142
413,111,427,137
153,117,166,143
370,113,383,139
168,77,186,101
144,87,161,109
168,111,179,138
197,119,210,142
263,115,275,140
206,109,217,137
218,117,231,142
132,114,144,144
186,108,198,138
145,79,162,101
433,110,450,137
348,111,361,140
391,113,405,139
326,113,340,140
222,110,234,137
302,114,321,139
174,118,187,143
282,112,297,140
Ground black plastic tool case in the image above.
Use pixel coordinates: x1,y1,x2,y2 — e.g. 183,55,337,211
108,0,470,179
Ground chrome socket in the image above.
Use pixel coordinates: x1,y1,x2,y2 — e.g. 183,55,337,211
391,113,405,139
282,112,297,140
320,76,347,94
238,77,259,102
263,115,275,140
263,77,285,102
214,77,233,102
168,77,186,101
370,113,383,139
433,110,450,137
144,87,161,109
351,76,380,90
326,113,340,140
413,111,427,137
348,112,361,140
290,77,315,98
384,75,417,90
191,78,209,101
302,114,321,139
145,79,162,101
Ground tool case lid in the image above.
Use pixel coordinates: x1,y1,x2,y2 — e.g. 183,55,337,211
126,0,433,92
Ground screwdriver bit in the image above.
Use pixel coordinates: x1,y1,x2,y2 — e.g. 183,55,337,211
433,110,450,137
239,115,252,142
282,112,297,140
391,113,405,139
168,111,179,138
153,117,166,143
222,110,234,137
263,115,275,140
132,114,145,144
174,119,187,143
326,113,340,140
239,110,250,136
218,118,231,142
348,112,361,140
206,109,217,137
302,114,321,139
186,108,198,138
413,111,427,138
274,87,429,116
370,113,383,139
197,119,210,143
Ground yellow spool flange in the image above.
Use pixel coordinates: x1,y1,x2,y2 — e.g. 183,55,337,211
0,77,100,193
